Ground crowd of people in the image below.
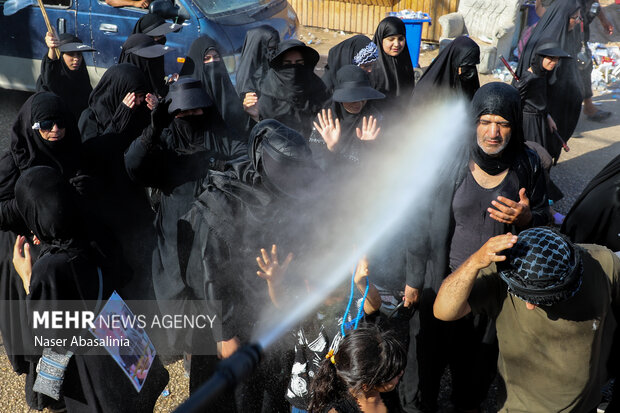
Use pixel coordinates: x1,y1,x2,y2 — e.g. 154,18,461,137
0,1,619,412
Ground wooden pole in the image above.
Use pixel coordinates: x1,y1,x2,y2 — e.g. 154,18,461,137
35,0,61,59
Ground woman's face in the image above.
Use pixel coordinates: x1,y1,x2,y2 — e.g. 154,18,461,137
358,61,374,73
542,56,560,71
62,52,83,71
342,100,367,114
203,49,221,64
568,10,582,31
382,34,405,57
37,122,66,141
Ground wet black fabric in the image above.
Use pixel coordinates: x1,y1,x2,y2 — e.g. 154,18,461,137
516,0,583,147
124,101,247,352
259,40,329,138
119,33,167,97
180,35,252,139
562,154,620,251
370,17,415,107
36,34,92,121
15,166,168,413
235,25,280,96
412,36,480,102
78,63,150,142
470,83,525,175
322,35,373,93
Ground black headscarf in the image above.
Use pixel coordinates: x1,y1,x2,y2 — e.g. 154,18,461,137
179,35,250,138
470,82,525,175
10,92,82,179
370,17,415,100
259,40,328,137
235,25,280,97
119,33,168,97
322,35,374,93
413,36,480,102
35,33,92,121
132,14,167,39
15,166,84,254
84,63,150,138
516,0,583,142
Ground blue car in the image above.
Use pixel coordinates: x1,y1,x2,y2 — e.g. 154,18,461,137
0,0,298,90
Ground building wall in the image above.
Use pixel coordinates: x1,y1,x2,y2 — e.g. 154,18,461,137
288,0,460,42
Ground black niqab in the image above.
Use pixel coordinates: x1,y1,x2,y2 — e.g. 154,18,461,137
470,82,525,175
370,17,415,100
82,63,150,140
179,35,251,138
235,25,280,96
413,36,480,101
322,35,373,93
35,33,92,121
516,0,583,144
10,92,82,179
259,40,328,137
119,33,167,97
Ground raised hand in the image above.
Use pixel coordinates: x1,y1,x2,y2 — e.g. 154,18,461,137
257,244,293,308
12,235,32,294
145,93,158,111
470,233,518,270
356,115,381,141
243,92,259,121
488,188,532,228
313,108,341,151
122,92,137,109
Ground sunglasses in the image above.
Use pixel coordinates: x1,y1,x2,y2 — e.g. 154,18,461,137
32,119,66,131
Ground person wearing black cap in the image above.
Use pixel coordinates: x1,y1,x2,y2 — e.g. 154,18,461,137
402,83,550,413
119,33,175,97
434,227,620,412
132,13,182,42
37,32,96,120
321,35,379,94
251,39,329,138
310,65,383,172
514,39,571,165
180,35,254,139
124,77,247,353
370,16,415,116
236,25,280,99
177,119,324,410
412,36,480,103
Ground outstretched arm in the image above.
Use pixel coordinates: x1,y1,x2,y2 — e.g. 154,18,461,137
434,233,517,321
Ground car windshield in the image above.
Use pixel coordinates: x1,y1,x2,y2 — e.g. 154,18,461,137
193,0,268,15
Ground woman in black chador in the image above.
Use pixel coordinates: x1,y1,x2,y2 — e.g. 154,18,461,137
256,39,329,138
124,78,247,353
370,16,415,114
36,32,95,120
235,25,280,98
12,166,169,413
412,35,480,102
78,63,151,142
516,0,584,152
514,39,571,164
322,34,378,94
119,33,174,97
180,35,252,139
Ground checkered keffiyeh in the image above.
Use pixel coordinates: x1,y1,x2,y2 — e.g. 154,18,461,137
353,42,379,66
497,227,583,306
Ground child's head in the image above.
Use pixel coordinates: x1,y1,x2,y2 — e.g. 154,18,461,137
532,38,569,76
308,325,407,412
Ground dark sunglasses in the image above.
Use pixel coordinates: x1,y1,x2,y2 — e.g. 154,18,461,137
32,119,65,131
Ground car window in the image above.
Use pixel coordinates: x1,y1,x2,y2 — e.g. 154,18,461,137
98,0,150,11
42,0,71,7
194,0,262,14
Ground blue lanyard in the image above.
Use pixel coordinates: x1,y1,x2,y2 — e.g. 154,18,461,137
340,264,369,337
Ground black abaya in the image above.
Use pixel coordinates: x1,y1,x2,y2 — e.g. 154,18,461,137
35,34,92,121
235,25,280,97
516,0,583,153
78,63,150,142
562,154,620,251
412,35,480,102
180,35,252,139
322,35,374,93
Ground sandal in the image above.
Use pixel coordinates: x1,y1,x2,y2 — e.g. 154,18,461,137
586,110,611,122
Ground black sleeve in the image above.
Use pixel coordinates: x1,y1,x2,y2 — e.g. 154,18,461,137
523,148,551,227
0,152,26,233
124,129,165,188
78,109,101,143
37,55,61,92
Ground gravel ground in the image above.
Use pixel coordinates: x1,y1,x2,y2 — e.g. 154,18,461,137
0,14,618,410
